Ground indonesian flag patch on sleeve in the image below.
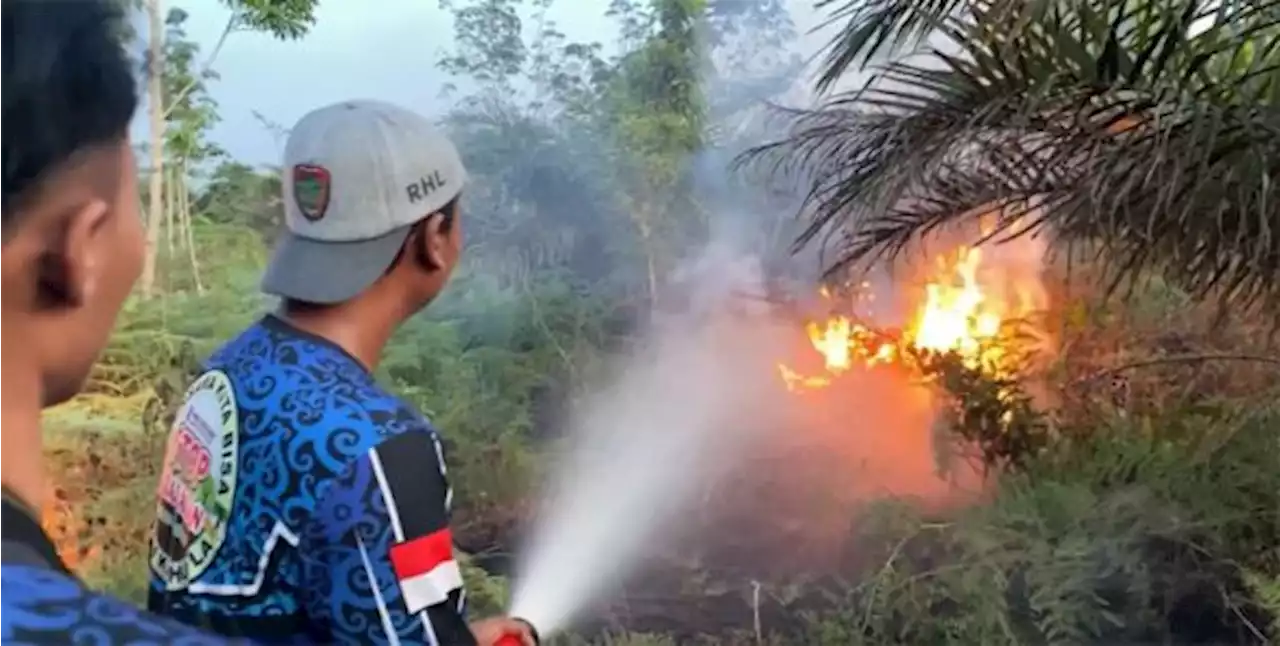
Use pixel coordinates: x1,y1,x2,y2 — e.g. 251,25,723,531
388,528,464,613
367,429,463,616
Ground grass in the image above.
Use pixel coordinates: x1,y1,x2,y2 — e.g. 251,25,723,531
43,409,163,605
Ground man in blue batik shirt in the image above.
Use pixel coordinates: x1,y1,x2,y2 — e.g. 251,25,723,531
145,100,534,646
1,1,238,644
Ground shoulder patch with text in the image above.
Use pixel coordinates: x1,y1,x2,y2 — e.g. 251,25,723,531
149,370,240,591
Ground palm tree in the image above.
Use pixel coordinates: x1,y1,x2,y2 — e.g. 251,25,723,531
741,0,1280,309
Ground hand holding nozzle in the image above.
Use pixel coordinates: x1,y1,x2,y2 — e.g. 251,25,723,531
472,616,539,646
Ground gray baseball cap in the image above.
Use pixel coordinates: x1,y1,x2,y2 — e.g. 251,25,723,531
262,99,467,304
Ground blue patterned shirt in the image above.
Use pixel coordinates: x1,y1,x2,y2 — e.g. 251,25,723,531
1,495,238,645
146,315,473,645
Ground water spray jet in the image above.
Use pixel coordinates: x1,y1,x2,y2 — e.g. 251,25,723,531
497,252,786,640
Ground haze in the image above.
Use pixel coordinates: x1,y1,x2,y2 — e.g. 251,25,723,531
128,0,834,165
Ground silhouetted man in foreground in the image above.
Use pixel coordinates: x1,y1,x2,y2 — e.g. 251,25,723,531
146,99,534,646
0,1,237,642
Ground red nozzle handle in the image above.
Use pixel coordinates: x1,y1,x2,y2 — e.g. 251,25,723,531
494,634,524,646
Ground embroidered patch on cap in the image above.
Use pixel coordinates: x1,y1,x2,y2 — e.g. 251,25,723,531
292,164,331,221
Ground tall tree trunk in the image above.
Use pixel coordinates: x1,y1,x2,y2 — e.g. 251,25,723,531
645,235,659,310
173,164,185,253
632,210,659,311
139,0,166,299
181,160,204,294
165,165,176,254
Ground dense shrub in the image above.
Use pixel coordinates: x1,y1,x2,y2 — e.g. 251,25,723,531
798,402,1279,645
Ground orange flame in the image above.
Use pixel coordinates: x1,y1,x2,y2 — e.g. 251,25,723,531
806,317,853,374
912,246,1005,372
778,243,1030,391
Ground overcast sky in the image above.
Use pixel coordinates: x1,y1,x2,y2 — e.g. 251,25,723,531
128,0,834,166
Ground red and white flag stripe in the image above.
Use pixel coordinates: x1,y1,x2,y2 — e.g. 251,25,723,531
368,439,463,615
388,529,464,613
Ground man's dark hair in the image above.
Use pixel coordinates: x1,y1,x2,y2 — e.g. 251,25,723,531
388,195,460,270
2,0,139,223
436,195,459,233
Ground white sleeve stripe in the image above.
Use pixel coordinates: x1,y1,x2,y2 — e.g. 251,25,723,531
357,536,403,646
430,434,449,477
419,610,440,646
430,435,454,511
368,445,405,542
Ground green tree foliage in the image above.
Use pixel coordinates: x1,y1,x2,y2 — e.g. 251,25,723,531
703,0,801,131
606,0,708,169
157,7,223,292
162,9,223,168
448,101,636,289
222,0,318,39
604,0,710,302
438,0,531,90
138,0,320,298
437,0,801,305
437,0,640,294
743,0,1280,311
195,162,283,243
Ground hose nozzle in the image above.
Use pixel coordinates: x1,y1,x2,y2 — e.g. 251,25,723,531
492,617,540,646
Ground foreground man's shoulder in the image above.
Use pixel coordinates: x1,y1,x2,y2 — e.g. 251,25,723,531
1,565,245,645
356,391,447,461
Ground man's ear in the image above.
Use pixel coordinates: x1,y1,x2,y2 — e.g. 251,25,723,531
34,200,110,310
416,211,449,272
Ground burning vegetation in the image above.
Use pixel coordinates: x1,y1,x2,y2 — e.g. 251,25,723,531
778,243,1036,391
770,230,1056,471
590,225,1277,644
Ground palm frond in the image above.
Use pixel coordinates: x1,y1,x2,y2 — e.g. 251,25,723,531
812,0,974,92
740,0,1280,310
